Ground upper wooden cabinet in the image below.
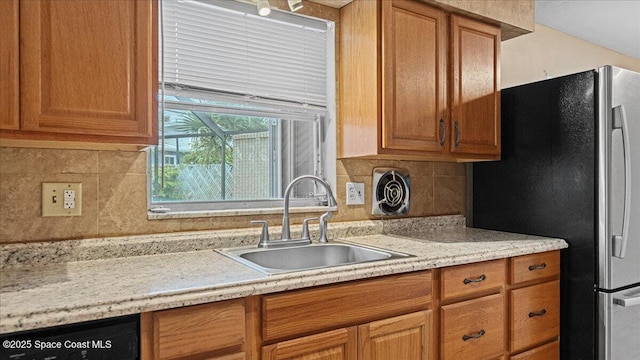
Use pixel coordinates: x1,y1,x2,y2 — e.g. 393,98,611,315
450,15,500,158
0,0,19,131
381,0,447,154
0,0,157,148
339,0,500,162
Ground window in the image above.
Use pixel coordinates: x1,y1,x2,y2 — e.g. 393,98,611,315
149,0,336,212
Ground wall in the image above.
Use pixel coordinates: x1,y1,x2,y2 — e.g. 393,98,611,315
501,23,640,88
0,147,465,243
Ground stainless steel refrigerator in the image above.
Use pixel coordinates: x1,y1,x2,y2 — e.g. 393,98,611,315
472,66,640,360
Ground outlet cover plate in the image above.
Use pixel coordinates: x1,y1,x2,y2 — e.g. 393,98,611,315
346,182,365,205
42,183,82,217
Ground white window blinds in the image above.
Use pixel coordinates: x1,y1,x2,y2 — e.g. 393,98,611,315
162,0,330,108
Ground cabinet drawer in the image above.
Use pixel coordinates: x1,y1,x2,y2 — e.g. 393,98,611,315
511,251,560,285
262,271,431,342
510,281,560,353
153,299,246,359
510,340,559,360
441,259,506,301
441,293,505,360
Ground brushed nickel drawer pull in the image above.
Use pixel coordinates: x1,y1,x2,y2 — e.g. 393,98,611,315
463,274,486,284
529,309,547,318
439,119,446,146
462,329,486,341
454,121,461,148
528,263,547,271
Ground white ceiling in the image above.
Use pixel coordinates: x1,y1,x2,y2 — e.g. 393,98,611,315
535,0,640,60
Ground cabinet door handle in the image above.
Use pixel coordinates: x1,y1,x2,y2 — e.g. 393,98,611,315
439,119,446,146
462,329,485,341
454,121,461,148
463,274,486,284
528,263,547,271
528,309,547,318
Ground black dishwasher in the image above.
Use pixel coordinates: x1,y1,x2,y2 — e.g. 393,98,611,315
0,315,138,360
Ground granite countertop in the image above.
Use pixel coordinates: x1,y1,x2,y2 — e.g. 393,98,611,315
0,216,567,334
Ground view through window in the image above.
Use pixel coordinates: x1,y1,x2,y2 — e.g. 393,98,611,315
149,0,335,211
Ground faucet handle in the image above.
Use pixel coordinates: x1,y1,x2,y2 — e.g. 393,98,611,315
301,217,319,241
318,211,333,243
251,220,270,248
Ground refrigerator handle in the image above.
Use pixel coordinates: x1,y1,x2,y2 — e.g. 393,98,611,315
612,105,631,259
613,295,640,307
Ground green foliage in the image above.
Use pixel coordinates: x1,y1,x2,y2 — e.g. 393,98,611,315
151,165,182,201
173,111,269,165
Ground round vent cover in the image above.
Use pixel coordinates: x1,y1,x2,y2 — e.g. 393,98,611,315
372,168,410,215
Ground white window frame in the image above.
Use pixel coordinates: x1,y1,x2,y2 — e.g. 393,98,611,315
148,0,336,215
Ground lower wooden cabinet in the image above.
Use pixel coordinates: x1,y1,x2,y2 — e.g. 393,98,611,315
510,281,560,353
140,297,258,360
508,252,561,359
359,311,432,360
262,327,357,360
509,341,559,360
441,293,505,360
139,251,561,360
263,311,432,360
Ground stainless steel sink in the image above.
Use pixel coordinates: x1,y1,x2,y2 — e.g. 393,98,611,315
218,242,413,275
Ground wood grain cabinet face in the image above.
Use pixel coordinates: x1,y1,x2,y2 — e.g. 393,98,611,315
262,327,357,360
2,0,158,146
441,259,506,301
509,340,559,360
142,299,248,360
0,0,19,131
359,311,432,360
381,0,447,154
340,0,500,161
262,271,431,343
510,280,560,353
450,15,500,158
441,293,506,360
511,251,560,285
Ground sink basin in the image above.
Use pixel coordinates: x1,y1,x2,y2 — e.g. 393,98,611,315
218,242,413,275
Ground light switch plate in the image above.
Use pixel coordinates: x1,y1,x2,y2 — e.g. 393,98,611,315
42,183,82,217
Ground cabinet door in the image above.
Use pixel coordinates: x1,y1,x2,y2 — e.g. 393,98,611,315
359,310,432,360
262,327,357,360
142,299,247,360
450,15,500,158
19,0,157,144
381,0,447,153
0,0,19,130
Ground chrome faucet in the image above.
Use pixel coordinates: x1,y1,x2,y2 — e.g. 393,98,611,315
252,175,337,248
281,175,337,243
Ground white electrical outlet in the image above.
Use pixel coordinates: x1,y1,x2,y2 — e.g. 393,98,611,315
346,182,365,205
42,183,82,216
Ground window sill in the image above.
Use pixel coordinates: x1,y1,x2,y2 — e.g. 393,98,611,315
147,206,338,220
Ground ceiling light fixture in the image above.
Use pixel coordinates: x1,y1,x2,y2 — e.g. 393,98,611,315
287,0,303,12
257,0,271,16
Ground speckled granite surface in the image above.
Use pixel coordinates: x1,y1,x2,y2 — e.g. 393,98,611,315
0,215,566,334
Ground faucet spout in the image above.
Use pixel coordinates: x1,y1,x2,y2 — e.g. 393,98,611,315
281,175,337,241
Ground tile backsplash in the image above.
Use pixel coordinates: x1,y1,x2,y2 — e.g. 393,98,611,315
0,147,465,243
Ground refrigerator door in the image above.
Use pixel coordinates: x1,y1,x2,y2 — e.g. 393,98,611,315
598,286,640,360
599,66,640,290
